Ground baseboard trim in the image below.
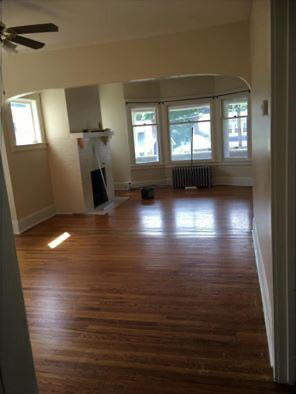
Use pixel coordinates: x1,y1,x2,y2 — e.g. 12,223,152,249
14,205,56,234
115,179,170,190
252,218,274,367
115,177,252,190
213,176,253,186
12,219,20,235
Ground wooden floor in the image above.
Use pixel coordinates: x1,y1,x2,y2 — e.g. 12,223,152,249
16,187,293,393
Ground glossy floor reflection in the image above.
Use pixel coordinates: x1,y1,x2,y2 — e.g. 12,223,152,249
16,187,293,393
112,187,252,237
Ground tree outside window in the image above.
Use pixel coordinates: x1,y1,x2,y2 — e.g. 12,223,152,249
168,104,212,161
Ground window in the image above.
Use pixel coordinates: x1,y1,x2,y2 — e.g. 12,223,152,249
168,103,212,161
223,97,249,159
10,99,43,146
130,107,160,164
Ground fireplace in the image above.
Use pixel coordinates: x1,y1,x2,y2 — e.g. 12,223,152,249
66,130,115,213
90,168,108,208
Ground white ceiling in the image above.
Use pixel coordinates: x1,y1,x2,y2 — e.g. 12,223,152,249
2,0,251,52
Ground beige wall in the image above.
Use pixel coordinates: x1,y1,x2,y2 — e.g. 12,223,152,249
124,75,247,101
250,1,272,313
159,76,216,98
1,131,18,221
130,165,252,187
2,21,250,99
41,89,85,213
1,94,54,221
214,75,248,93
124,81,161,101
65,85,102,132
131,166,168,185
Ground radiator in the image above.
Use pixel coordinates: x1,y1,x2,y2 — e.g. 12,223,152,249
172,166,212,188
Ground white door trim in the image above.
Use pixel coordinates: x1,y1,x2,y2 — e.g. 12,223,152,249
271,0,296,384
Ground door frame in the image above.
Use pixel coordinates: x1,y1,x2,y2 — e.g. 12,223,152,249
271,0,296,384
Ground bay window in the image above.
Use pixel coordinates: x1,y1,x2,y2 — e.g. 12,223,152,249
127,95,250,167
130,106,160,164
168,103,212,161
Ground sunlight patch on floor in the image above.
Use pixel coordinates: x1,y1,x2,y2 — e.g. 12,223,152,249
48,232,71,249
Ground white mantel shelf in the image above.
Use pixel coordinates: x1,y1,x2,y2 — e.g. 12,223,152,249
71,131,113,139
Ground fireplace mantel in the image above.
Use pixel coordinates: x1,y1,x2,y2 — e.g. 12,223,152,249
42,87,116,215
74,129,115,214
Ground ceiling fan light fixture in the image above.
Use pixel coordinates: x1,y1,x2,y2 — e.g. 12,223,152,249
1,38,18,53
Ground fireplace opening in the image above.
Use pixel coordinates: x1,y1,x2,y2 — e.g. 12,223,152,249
90,168,108,208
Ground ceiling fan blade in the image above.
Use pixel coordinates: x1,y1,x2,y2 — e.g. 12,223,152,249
6,23,58,35
9,35,45,49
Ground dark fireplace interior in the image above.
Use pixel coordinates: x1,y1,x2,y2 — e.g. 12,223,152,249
91,168,108,208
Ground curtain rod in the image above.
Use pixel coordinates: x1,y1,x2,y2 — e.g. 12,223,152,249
125,89,250,105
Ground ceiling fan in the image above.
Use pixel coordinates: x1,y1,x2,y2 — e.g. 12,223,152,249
0,22,58,53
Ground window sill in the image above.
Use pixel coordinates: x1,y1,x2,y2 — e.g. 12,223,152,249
11,142,47,153
221,159,251,166
167,159,215,167
166,160,251,167
131,163,165,170
131,160,252,169
130,159,252,170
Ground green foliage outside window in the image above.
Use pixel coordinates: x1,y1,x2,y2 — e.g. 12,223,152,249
169,105,210,149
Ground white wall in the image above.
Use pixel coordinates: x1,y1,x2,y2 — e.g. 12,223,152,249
99,83,131,185
250,0,273,364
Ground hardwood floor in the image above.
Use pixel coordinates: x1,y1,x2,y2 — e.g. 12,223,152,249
16,186,293,393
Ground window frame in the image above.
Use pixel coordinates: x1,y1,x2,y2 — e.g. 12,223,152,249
221,93,251,162
166,99,215,164
127,103,162,166
9,97,46,151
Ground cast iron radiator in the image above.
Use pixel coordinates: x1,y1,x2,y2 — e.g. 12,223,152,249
172,166,212,188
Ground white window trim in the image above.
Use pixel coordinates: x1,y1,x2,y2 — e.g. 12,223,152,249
220,93,251,162
126,103,163,166
126,95,252,170
165,98,215,165
8,97,47,152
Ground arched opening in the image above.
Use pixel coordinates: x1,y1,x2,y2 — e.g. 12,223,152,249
2,74,252,226
1,72,275,392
